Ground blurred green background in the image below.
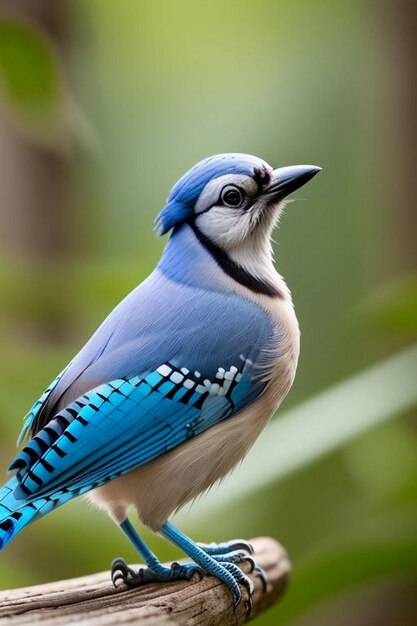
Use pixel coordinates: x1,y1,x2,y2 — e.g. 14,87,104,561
0,1,416,624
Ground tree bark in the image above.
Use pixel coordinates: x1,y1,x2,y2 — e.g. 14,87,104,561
0,537,290,625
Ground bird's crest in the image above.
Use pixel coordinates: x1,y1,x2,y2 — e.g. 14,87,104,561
155,153,269,235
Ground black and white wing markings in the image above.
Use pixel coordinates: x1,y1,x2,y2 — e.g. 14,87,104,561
8,357,261,503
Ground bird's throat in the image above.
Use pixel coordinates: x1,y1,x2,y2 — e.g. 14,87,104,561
189,222,282,298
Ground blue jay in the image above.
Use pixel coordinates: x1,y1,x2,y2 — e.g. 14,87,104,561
0,154,320,608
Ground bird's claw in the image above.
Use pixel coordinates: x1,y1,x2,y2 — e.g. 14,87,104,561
212,550,256,571
111,557,137,588
198,538,254,556
244,596,253,618
211,550,268,614
111,557,204,589
242,556,256,572
222,561,254,595
171,561,204,582
254,565,268,592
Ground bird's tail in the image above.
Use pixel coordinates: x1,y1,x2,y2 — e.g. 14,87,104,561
0,477,40,551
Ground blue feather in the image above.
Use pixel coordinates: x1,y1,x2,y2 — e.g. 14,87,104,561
16,363,71,446
0,477,68,551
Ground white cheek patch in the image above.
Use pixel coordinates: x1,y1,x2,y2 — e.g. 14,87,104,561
196,206,254,248
195,174,257,215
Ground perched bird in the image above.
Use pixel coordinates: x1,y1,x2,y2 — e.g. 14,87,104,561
0,154,320,608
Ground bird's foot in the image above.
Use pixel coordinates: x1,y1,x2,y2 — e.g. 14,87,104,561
197,540,268,598
197,538,254,556
215,560,255,615
211,550,268,594
111,557,204,589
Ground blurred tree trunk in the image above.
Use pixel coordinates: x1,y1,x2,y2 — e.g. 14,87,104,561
380,0,417,271
0,0,70,341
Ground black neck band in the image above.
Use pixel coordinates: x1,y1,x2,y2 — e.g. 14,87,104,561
189,222,282,298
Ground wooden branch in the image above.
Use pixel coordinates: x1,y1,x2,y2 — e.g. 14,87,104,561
0,537,290,625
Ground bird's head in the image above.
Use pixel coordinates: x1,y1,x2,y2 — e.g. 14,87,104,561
156,154,321,254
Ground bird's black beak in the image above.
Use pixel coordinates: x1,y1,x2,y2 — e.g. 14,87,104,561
265,165,322,202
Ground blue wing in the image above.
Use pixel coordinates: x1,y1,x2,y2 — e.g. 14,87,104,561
23,268,274,437
17,364,71,446
9,357,262,503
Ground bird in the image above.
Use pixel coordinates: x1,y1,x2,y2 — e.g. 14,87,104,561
0,153,320,609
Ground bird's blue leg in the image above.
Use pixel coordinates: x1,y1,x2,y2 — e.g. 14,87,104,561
111,518,203,588
160,520,254,609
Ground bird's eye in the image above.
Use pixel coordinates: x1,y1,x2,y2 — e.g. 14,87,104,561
220,185,245,208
